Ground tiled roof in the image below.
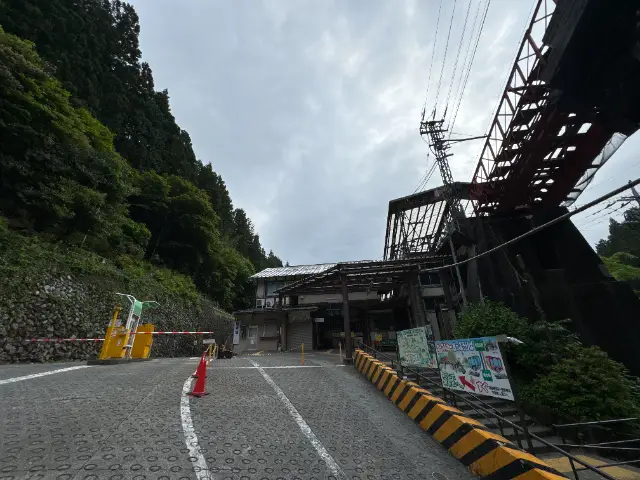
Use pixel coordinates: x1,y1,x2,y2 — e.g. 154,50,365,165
250,264,336,279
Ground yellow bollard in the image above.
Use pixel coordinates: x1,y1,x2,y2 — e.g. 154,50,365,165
131,323,154,359
99,305,121,360
301,343,304,365
206,344,212,368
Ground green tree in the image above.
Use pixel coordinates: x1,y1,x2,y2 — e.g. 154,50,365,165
455,301,640,422
524,345,640,422
0,0,282,308
596,207,640,259
129,172,218,274
0,26,143,253
454,300,579,381
197,163,234,235
601,252,640,281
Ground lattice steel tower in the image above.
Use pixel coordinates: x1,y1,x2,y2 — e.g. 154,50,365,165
419,118,464,233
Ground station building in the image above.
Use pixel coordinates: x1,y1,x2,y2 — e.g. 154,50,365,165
232,257,456,356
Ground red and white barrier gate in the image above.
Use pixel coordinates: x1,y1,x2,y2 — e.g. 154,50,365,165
26,331,217,343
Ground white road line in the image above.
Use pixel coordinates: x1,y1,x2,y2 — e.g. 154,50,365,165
249,360,346,479
208,365,346,370
0,365,91,385
180,378,213,480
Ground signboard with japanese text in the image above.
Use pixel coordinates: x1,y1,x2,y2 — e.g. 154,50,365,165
434,337,514,401
397,326,438,368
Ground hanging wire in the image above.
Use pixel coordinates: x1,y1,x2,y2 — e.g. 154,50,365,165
450,0,491,133
575,200,630,230
433,0,458,118
446,0,482,135
414,160,439,193
420,0,443,122
413,151,433,193
576,204,630,230
443,0,474,115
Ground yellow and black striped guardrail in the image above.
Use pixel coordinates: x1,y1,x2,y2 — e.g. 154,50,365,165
354,349,567,480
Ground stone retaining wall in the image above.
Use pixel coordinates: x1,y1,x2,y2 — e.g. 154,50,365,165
0,272,233,363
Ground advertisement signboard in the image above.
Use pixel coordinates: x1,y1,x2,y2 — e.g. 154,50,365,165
434,336,514,401
397,326,438,368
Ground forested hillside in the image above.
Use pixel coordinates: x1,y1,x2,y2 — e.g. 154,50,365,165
0,0,281,311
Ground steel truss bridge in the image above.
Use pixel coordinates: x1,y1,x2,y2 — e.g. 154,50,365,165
384,0,640,260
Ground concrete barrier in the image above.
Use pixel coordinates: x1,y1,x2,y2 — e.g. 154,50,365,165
354,349,566,480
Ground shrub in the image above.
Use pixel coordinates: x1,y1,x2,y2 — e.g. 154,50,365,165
454,300,528,339
454,300,579,380
524,345,640,422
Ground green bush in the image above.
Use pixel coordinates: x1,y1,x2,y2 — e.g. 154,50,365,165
454,300,579,380
0,221,200,304
454,300,528,339
523,345,640,422
455,300,640,423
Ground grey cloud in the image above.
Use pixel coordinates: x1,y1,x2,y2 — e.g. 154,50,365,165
130,0,639,264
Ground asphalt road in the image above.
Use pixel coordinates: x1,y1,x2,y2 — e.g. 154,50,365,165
0,353,476,480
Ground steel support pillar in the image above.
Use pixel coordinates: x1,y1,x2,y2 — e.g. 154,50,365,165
341,274,353,364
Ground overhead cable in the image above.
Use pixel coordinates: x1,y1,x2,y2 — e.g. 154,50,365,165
421,0,443,121
450,0,491,133
433,0,458,118
414,157,439,193
446,0,482,133
443,0,473,115
420,177,640,272
575,200,630,230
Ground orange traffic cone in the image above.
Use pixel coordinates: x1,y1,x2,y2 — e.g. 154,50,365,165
192,352,206,378
188,354,209,397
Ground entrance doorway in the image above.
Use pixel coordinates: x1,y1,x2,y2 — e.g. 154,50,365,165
248,326,258,350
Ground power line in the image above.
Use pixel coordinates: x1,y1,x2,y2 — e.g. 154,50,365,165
446,0,482,132
413,151,432,193
421,0,443,122
413,156,439,193
433,0,458,118
574,199,619,220
443,0,473,115
575,201,630,230
420,177,640,273
450,0,491,133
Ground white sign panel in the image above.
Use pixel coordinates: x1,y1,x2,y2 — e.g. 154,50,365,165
203,339,216,345
397,326,437,368
314,318,325,323
233,321,240,345
435,336,514,401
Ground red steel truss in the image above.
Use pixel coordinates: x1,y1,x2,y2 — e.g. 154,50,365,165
469,0,628,215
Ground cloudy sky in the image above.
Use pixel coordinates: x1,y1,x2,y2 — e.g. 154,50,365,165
130,0,638,265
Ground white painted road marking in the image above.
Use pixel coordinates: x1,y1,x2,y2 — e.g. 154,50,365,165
249,360,346,479
0,365,91,385
180,378,213,480
205,365,346,370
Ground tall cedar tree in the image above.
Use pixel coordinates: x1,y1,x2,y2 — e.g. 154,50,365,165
0,0,283,309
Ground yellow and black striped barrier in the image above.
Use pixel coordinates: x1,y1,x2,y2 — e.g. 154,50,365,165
354,349,566,480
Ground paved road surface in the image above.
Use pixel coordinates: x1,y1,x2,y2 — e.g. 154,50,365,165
0,353,475,479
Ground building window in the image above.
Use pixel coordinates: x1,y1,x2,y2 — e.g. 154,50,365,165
266,281,285,296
